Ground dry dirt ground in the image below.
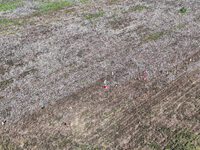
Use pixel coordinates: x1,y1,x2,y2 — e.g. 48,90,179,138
0,0,200,149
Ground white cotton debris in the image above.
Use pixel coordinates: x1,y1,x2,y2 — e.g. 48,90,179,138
104,80,107,84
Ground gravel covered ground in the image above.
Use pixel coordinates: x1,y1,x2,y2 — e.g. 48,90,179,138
0,0,80,18
0,0,200,149
0,0,200,123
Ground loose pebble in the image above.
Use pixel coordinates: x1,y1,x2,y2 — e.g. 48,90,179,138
2,120,6,126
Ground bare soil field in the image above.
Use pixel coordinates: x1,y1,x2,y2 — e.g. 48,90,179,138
0,0,200,149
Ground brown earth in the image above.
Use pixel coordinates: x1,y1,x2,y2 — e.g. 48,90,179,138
1,48,200,149
0,0,200,149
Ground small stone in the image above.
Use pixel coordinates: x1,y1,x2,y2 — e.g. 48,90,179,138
2,120,6,126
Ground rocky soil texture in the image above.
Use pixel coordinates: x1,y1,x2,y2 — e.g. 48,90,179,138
0,0,200,149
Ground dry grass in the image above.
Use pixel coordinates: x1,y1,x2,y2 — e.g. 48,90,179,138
0,0,200,149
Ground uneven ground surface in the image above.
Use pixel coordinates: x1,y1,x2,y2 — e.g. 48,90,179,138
0,0,200,149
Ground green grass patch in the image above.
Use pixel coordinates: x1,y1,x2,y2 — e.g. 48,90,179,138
0,18,22,26
0,0,23,11
39,0,71,11
180,7,187,13
84,10,105,24
0,18,24,32
129,5,149,11
164,129,200,150
112,8,117,18
138,31,165,46
0,0,86,31
147,128,200,150
138,24,188,46
81,0,88,2
84,11,105,20
147,31,164,41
